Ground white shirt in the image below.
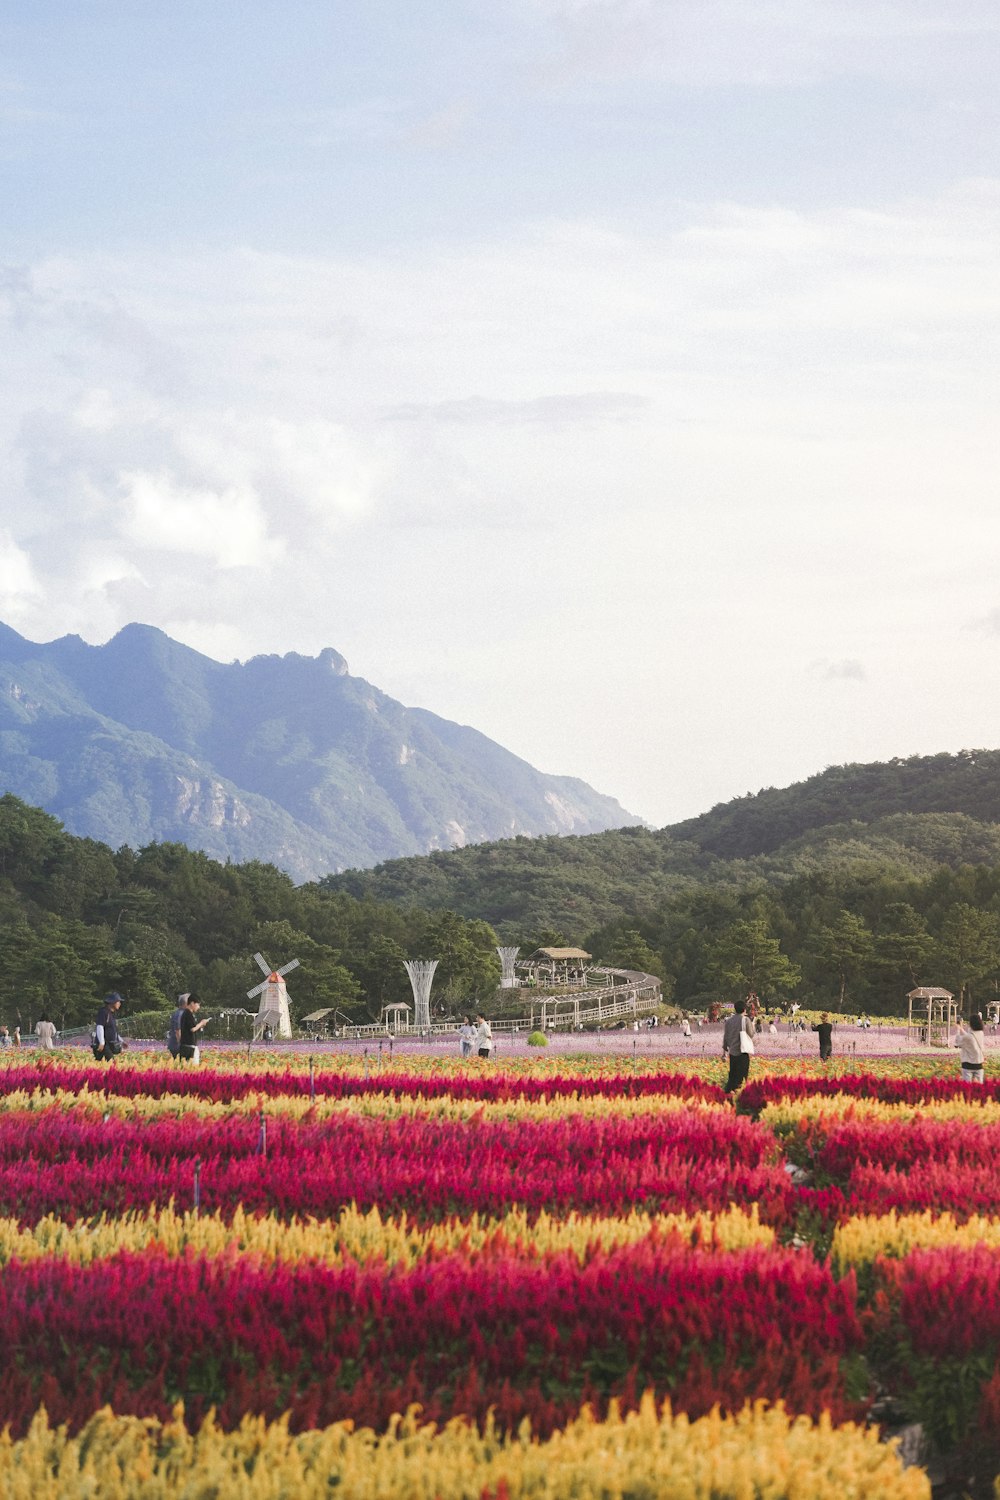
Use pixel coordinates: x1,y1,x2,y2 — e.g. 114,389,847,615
957,1028,985,1067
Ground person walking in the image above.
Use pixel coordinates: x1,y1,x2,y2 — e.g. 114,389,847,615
35,1014,57,1050
722,999,754,1095
956,1013,986,1084
93,994,124,1062
812,1013,834,1062
178,995,210,1062
475,1013,493,1059
459,1016,476,1058
166,993,190,1060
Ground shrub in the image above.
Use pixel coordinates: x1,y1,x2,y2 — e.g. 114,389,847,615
527,1031,548,1047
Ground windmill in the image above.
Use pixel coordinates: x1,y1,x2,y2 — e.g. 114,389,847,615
247,951,300,1040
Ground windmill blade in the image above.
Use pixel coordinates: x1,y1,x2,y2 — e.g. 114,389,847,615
253,952,271,976
247,980,267,1000
277,958,300,979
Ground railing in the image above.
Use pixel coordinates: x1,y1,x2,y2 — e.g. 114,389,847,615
326,968,663,1040
42,970,664,1047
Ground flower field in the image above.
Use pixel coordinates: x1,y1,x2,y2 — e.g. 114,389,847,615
5,1055,1000,1495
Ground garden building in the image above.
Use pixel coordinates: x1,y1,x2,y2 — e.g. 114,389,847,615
906,986,957,1047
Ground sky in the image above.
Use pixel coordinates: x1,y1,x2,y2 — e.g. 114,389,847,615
2,1,1000,829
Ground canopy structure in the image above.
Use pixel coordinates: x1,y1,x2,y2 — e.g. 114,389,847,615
907,986,957,1046
300,1008,335,1024
381,1001,412,1033
526,948,592,986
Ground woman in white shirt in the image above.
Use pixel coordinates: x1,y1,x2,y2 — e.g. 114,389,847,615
956,1014,986,1084
476,1014,493,1059
458,1017,476,1058
35,1015,57,1050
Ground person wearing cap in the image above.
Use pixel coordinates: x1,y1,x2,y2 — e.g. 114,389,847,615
94,993,124,1061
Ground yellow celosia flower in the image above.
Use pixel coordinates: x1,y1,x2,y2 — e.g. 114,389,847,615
832,1210,1000,1268
0,1202,774,1269
0,1396,931,1499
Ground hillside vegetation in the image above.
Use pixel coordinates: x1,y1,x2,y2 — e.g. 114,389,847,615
0,796,501,1032
330,752,1000,935
8,747,1000,1029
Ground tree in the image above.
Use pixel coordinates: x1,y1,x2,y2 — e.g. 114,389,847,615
702,918,800,1002
592,928,667,982
874,903,935,992
936,904,1000,1013
412,911,500,1009
804,910,874,1012
345,934,410,1020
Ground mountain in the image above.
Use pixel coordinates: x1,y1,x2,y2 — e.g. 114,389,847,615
326,750,1000,936
0,622,640,879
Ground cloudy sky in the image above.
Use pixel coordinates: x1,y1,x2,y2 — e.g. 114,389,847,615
3,1,1000,827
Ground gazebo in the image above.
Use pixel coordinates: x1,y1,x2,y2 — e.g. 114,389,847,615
526,948,591,986
381,1002,411,1034
907,987,957,1047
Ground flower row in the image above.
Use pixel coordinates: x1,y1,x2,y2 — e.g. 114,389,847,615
0,1244,863,1437
0,1202,776,1269
0,1106,793,1226
0,1083,735,1125
0,1059,724,1104
740,1072,1000,1112
0,1397,929,1500
6,1234,1000,1469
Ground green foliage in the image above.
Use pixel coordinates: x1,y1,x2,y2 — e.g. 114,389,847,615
527,1031,548,1047
11,742,1000,1028
0,798,500,1031
701,918,800,1002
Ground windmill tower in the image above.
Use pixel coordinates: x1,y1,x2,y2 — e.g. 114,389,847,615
247,951,300,1040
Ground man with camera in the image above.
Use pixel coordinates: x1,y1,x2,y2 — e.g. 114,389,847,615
178,994,210,1062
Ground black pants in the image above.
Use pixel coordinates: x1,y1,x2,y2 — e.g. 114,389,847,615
725,1052,750,1093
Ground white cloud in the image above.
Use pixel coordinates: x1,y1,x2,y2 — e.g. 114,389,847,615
119,471,278,569
0,531,43,615
2,179,1000,821
810,658,868,682
513,0,1000,88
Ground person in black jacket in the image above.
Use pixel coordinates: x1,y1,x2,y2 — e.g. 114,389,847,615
178,995,210,1061
93,994,124,1061
812,1013,834,1061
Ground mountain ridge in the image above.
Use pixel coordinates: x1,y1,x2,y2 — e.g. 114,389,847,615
0,622,640,878
325,749,1000,936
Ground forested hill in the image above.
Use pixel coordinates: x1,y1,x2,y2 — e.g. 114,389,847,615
669,750,1000,859
326,750,1000,936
